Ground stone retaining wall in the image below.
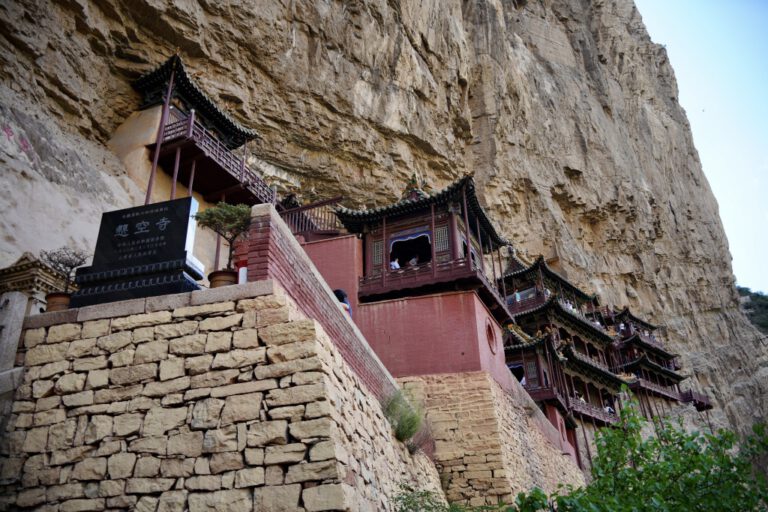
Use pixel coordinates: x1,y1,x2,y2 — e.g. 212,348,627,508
0,281,442,511
401,372,585,507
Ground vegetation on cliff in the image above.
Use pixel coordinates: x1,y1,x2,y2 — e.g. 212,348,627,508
396,398,768,511
738,286,768,335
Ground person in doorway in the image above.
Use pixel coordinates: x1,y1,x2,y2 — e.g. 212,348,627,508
603,400,615,415
333,289,352,318
408,256,418,267
390,258,400,270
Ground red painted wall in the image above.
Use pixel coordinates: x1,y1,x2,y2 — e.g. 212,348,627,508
301,235,362,314
357,291,515,391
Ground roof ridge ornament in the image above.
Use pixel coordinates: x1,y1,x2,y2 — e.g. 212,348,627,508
400,173,430,201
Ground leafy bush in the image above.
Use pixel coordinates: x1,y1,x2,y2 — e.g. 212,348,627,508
384,391,423,443
395,398,768,512
39,246,90,293
738,286,768,335
194,202,251,270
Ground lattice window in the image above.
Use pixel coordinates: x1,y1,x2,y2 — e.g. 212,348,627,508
526,361,539,387
435,225,449,253
372,240,383,266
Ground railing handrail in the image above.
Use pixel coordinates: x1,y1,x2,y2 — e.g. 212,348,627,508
568,396,618,423
162,117,275,204
636,378,680,400
281,196,343,214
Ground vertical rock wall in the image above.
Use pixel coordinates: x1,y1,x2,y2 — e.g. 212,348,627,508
0,0,765,434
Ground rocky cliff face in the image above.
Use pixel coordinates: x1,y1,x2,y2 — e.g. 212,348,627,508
1,0,765,434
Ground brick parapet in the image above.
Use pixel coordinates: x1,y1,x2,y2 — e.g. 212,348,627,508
244,204,398,402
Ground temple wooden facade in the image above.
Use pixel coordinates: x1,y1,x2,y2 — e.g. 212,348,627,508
499,251,712,467
276,175,714,472
335,175,513,324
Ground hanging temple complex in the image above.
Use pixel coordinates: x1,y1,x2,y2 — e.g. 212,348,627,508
0,51,732,511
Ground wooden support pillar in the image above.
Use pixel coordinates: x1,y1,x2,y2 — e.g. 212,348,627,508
187,159,197,195
381,217,387,286
430,204,437,277
170,147,181,200
581,420,593,466
489,239,497,288
498,245,507,299
462,186,471,265
475,216,484,273
146,64,177,205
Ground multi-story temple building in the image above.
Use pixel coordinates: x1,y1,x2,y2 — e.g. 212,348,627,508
273,175,713,471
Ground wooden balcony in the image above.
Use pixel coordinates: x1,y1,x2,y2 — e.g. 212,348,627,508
280,197,344,241
524,384,568,412
630,378,681,401
680,390,713,411
152,114,275,205
359,257,512,323
507,291,548,315
567,397,619,425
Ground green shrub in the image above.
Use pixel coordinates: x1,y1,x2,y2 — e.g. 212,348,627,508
394,397,768,512
384,391,423,443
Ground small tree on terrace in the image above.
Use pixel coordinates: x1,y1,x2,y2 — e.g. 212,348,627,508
39,246,90,293
194,202,252,270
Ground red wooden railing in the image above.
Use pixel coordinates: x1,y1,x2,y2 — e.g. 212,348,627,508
568,397,619,424
279,196,343,236
633,378,681,401
507,291,548,315
162,116,276,205
680,389,713,410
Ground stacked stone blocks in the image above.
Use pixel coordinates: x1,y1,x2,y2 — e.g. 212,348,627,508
401,373,584,507
0,281,440,510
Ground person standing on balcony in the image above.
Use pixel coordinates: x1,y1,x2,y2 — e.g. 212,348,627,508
390,258,400,270
408,256,418,267
514,288,521,303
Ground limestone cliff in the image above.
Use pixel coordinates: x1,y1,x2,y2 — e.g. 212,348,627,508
0,0,765,435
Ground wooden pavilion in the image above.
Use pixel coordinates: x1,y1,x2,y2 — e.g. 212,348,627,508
335,175,513,324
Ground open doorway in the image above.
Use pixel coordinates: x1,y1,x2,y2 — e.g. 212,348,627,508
390,234,432,268
508,363,525,383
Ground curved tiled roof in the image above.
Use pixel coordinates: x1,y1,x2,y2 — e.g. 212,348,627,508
613,307,658,330
512,295,614,344
133,55,258,149
619,334,678,359
561,344,624,387
618,355,686,383
503,255,596,302
335,175,509,246
504,324,545,350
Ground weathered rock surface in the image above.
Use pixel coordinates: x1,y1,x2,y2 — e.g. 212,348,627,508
0,0,765,434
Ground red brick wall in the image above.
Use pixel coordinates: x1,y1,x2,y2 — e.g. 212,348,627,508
357,291,516,392
245,205,397,401
301,235,363,314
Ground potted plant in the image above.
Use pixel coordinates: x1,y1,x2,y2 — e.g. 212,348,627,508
39,246,90,311
194,202,252,288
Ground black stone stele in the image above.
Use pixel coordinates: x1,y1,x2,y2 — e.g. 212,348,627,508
70,197,205,307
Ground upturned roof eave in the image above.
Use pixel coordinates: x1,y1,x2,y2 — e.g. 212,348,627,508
335,175,509,246
502,255,596,302
132,55,258,149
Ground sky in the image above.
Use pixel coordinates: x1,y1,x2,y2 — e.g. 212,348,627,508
633,0,768,294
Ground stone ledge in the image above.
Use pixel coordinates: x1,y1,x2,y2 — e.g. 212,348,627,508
0,367,24,394
21,281,276,329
